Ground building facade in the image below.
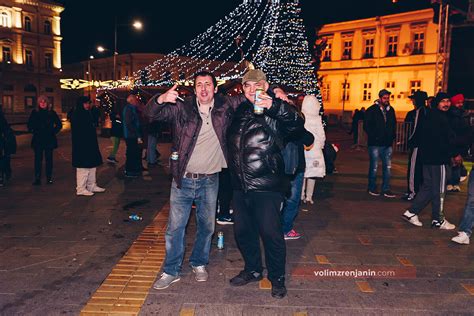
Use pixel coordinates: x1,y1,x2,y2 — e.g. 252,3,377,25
317,9,438,120
0,0,63,122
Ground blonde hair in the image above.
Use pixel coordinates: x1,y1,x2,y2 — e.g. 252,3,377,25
37,95,50,110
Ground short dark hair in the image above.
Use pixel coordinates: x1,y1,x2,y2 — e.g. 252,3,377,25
193,71,217,88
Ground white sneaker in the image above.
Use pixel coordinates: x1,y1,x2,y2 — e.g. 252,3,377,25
402,210,422,227
446,185,454,192
77,190,94,196
439,219,455,230
153,273,180,289
452,185,461,192
88,185,106,193
451,232,470,245
192,265,208,282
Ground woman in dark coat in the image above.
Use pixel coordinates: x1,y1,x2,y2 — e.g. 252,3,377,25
27,95,62,185
71,96,105,196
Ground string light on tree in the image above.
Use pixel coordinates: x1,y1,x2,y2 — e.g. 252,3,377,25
120,0,324,114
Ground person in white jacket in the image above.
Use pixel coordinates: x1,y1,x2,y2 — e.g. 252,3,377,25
301,95,326,204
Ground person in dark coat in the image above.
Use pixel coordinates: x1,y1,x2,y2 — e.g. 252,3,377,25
71,96,105,196
27,95,62,185
402,92,456,230
0,108,13,186
363,89,397,198
227,70,304,299
106,107,123,164
403,90,428,201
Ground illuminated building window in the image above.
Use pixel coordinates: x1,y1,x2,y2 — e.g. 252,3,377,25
45,52,53,71
385,81,396,100
387,35,398,57
342,40,352,60
1,12,11,28
409,80,422,95
25,50,34,68
2,46,11,63
362,82,372,101
24,16,32,32
363,38,374,58
412,32,424,55
2,95,13,113
322,82,330,101
341,82,350,101
323,43,332,61
44,20,51,35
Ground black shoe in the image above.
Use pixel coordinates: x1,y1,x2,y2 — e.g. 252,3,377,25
229,270,263,286
32,179,41,185
271,277,287,299
383,190,396,198
368,189,380,196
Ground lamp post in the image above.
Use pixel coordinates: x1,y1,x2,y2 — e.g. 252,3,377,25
114,18,143,81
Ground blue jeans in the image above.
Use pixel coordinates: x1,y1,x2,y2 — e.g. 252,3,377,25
368,146,392,192
459,171,474,236
281,171,304,234
147,134,158,164
163,174,218,276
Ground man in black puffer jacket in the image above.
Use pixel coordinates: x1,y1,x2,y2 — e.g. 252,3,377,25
227,69,304,299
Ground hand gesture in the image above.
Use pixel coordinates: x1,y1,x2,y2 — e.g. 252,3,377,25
157,84,180,104
255,91,273,109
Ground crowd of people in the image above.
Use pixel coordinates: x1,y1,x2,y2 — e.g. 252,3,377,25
0,68,472,300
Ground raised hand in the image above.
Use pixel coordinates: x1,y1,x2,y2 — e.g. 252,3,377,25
255,91,273,109
157,84,180,104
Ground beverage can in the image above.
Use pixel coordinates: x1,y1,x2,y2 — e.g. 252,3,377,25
170,151,179,161
128,214,143,221
254,88,264,115
217,231,224,249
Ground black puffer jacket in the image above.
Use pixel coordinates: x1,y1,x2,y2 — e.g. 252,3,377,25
228,98,304,193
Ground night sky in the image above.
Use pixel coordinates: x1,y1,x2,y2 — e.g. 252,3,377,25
59,0,434,64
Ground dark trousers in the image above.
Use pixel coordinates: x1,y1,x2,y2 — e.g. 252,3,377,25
125,138,141,174
232,190,285,282
410,165,447,222
447,165,461,186
406,147,423,196
34,148,53,179
216,168,233,217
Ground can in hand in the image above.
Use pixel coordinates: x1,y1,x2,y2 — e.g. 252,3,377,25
254,88,264,115
217,231,224,249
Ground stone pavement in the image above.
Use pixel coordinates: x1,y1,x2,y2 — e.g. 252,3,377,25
0,127,473,315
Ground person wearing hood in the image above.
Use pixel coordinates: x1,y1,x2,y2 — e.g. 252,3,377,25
300,95,326,205
402,92,456,230
27,95,62,185
403,90,428,201
446,93,470,192
71,96,105,196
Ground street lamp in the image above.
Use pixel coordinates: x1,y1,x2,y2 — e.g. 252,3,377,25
114,18,143,81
